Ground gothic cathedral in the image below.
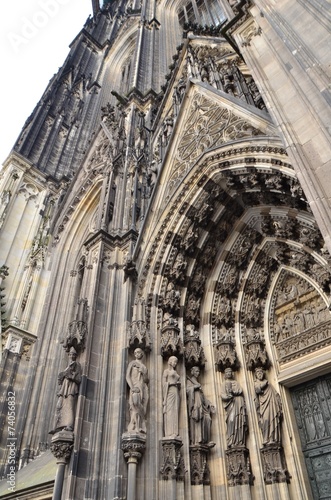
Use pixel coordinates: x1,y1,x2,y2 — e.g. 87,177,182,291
0,1,330,499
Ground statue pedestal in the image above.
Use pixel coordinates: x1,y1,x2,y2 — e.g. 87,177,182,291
50,430,74,500
189,444,214,485
160,437,185,481
260,445,291,484
121,433,146,500
50,429,74,465
225,446,254,486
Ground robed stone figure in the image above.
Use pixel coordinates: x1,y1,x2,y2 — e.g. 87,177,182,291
186,366,215,446
51,347,82,433
254,368,282,446
126,348,149,434
162,356,181,438
220,367,248,448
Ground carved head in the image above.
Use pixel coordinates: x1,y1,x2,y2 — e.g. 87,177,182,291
69,346,77,361
255,367,265,380
224,367,233,379
191,366,200,379
168,356,178,368
134,348,144,360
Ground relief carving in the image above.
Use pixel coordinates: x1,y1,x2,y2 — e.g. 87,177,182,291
271,272,331,362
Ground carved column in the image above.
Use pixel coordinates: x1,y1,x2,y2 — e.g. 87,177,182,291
121,434,146,500
50,430,74,500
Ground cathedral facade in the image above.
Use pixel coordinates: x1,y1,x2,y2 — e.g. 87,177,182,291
0,0,330,498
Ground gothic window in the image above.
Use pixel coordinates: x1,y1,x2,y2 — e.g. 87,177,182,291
178,0,225,27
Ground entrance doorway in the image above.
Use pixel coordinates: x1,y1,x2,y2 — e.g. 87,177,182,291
291,375,331,499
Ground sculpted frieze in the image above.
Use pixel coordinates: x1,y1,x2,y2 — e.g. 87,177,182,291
270,272,331,362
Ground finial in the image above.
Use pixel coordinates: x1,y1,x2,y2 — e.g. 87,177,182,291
92,0,100,16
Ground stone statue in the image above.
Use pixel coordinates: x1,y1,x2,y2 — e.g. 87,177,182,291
126,348,149,434
186,366,215,446
254,368,282,446
51,347,82,433
162,356,181,438
220,367,248,448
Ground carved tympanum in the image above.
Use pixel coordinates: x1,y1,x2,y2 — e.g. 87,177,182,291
271,272,331,362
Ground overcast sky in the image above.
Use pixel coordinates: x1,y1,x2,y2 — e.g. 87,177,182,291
1,0,92,165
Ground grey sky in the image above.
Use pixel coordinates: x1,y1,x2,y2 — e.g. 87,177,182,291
1,0,92,165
